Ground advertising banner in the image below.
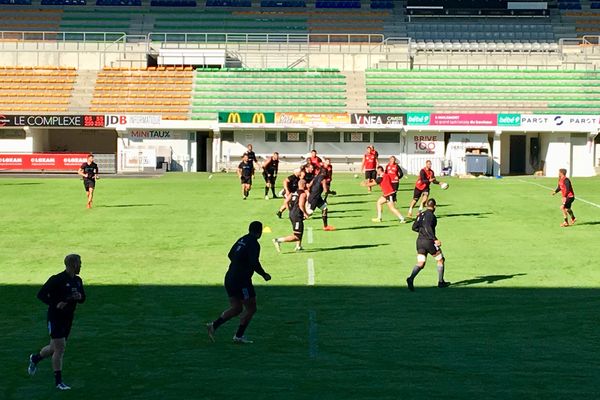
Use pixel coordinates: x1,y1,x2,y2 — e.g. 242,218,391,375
520,115,600,130
351,113,406,125
218,112,275,124
497,113,522,126
430,113,498,126
0,153,88,170
0,115,105,128
105,115,162,128
127,130,190,140
409,133,444,155
0,114,163,128
275,113,350,125
406,112,431,125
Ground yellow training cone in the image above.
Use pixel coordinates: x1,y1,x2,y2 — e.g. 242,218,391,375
262,226,272,233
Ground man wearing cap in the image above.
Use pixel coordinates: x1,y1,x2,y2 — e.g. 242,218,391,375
206,221,271,344
27,254,86,390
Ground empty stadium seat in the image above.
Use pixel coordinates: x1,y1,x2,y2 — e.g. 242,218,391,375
365,69,600,114
91,67,193,119
316,0,361,8
191,68,346,120
152,0,196,6
261,0,306,6
96,0,141,5
41,0,86,4
0,0,32,4
206,0,251,6
0,66,77,112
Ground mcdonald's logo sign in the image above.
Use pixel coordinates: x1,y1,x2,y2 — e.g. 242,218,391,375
218,112,275,124
227,112,242,124
252,113,266,124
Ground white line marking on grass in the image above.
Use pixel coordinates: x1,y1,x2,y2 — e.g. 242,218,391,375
519,179,600,209
307,227,314,244
308,310,318,358
307,258,315,286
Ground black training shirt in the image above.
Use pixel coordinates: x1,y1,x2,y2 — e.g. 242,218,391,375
417,209,438,241
37,271,86,320
226,234,266,282
244,151,257,164
265,158,279,175
238,161,254,177
80,162,98,180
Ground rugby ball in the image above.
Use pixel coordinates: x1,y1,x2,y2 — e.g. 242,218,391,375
440,182,449,190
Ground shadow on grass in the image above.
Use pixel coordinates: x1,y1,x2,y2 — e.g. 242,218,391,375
437,212,492,219
452,274,527,286
335,225,396,231
329,193,366,198
328,209,369,214
302,243,389,252
0,182,43,186
331,200,372,205
96,204,166,208
574,221,600,226
2,285,598,399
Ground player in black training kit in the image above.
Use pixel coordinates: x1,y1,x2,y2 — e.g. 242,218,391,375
244,143,258,170
307,168,335,231
276,168,302,218
206,221,272,343
78,154,98,208
262,152,279,200
406,198,450,291
27,254,86,390
273,180,309,252
238,153,255,200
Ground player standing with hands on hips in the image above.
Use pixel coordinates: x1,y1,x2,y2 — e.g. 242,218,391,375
27,254,86,390
207,221,271,343
78,154,98,209
406,199,450,291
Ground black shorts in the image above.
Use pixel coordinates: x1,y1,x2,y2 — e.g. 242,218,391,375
224,277,256,300
262,171,277,185
48,318,73,340
413,187,429,201
416,238,440,256
563,197,575,209
365,170,377,180
241,176,252,185
309,196,326,211
384,193,397,203
290,217,304,238
83,178,95,191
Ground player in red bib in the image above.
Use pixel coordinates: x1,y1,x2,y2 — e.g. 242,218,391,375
361,145,379,192
385,155,404,192
408,160,440,218
308,149,323,172
551,168,576,227
366,166,405,223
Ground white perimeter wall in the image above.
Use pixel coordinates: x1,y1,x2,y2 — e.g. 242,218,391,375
118,131,197,172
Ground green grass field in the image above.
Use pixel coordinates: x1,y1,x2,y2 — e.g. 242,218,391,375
1,173,599,399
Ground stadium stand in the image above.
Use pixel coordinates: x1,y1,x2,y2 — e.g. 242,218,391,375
365,68,600,114
2,0,586,41
190,67,347,120
90,66,193,119
0,66,76,112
